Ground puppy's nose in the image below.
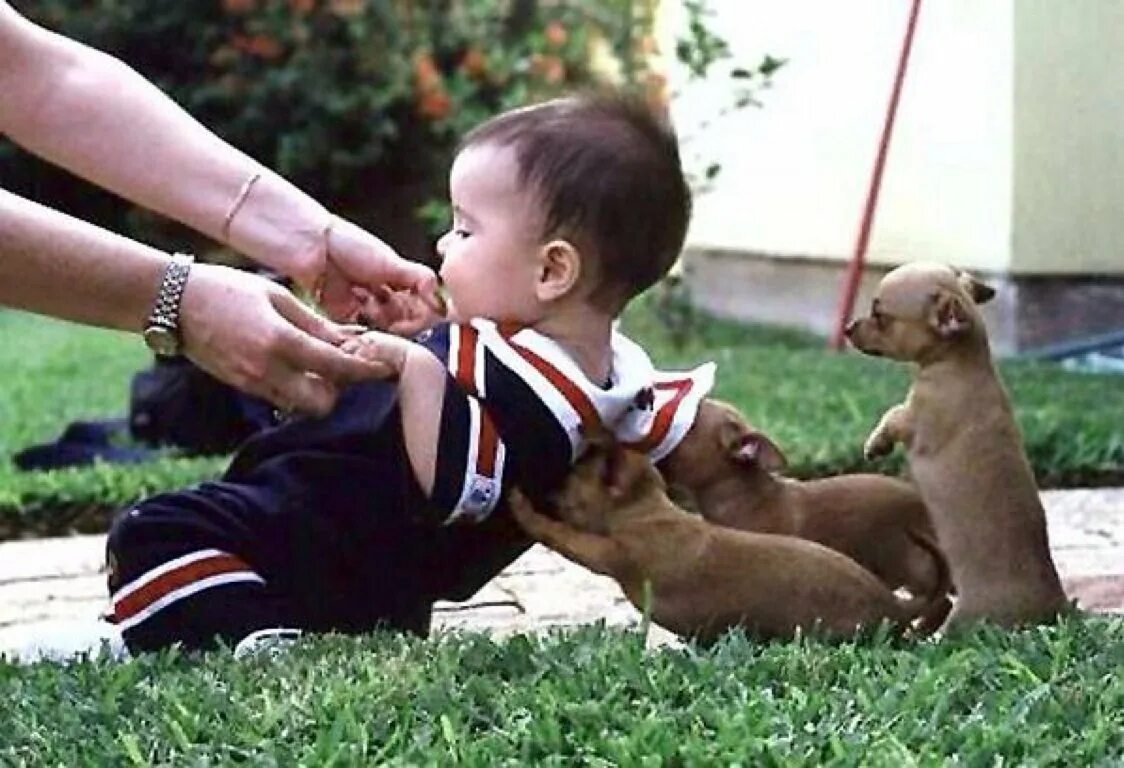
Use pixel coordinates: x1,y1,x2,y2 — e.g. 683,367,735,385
843,319,859,338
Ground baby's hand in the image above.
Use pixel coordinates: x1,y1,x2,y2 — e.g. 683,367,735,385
339,330,415,378
356,284,446,337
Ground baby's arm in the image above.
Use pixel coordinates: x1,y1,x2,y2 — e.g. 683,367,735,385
340,331,444,494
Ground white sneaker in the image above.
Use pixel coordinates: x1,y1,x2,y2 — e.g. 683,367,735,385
232,627,302,660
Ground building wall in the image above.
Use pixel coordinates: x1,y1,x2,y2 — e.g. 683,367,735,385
1012,0,1124,274
662,0,1122,276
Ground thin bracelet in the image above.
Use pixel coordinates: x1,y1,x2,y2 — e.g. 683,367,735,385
221,171,263,242
312,215,336,306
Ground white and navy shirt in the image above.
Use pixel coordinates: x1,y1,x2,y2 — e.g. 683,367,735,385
428,319,715,524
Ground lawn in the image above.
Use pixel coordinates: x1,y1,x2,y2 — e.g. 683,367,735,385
2,620,1122,764
2,297,1123,537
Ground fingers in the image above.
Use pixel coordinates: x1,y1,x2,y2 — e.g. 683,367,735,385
271,291,399,384
273,288,355,347
325,215,439,298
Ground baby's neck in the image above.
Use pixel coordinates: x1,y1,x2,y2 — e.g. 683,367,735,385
531,310,614,385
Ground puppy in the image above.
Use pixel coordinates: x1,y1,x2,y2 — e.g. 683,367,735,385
657,398,951,624
845,261,1068,629
509,442,939,643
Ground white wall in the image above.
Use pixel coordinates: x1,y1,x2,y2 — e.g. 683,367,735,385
661,0,1017,272
1012,0,1124,274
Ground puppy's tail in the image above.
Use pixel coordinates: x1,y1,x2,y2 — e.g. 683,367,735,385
902,530,954,634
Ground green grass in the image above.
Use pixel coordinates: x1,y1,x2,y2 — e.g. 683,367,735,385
0,311,224,537
2,618,1122,764
1,297,1122,537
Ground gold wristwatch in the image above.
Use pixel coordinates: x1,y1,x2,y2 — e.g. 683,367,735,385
142,253,195,357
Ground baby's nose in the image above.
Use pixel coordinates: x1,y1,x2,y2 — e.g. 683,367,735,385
843,319,859,338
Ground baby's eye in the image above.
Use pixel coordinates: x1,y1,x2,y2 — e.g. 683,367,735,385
454,228,472,239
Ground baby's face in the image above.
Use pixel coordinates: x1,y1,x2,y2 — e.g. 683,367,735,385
437,143,545,325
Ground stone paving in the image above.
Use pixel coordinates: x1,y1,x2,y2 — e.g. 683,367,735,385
1,488,1121,661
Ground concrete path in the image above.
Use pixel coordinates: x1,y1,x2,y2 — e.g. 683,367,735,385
1,488,1121,661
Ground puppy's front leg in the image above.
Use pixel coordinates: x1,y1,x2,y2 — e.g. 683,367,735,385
508,491,623,578
864,403,914,459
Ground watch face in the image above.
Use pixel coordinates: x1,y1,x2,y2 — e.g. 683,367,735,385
143,325,180,357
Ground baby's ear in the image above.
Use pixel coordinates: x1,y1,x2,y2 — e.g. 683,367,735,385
535,239,582,303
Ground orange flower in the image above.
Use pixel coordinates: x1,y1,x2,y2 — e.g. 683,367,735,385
413,51,442,92
531,53,566,85
329,0,365,17
232,33,284,60
460,47,488,79
289,0,315,14
222,0,256,13
417,88,451,120
544,20,567,49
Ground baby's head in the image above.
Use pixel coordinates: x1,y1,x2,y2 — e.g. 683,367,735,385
436,91,691,326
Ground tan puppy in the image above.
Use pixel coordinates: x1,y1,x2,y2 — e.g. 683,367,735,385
845,261,1068,629
657,398,951,623
509,442,938,643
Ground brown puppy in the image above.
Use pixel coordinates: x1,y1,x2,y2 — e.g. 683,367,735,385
509,442,937,643
657,398,951,623
845,261,1068,629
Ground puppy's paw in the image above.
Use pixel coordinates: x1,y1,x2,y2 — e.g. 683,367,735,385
508,490,551,536
863,430,894,460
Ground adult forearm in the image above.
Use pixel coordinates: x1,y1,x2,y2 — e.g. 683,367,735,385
0,189,164,332
0,6,328,283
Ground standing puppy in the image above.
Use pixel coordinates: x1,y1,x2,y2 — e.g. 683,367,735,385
657,398,950,621
845,261,1068,629
509,443,938,643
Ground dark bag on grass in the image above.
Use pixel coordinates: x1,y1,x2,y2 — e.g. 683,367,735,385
128,355,274,455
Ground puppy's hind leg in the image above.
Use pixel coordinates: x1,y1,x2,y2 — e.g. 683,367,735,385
508,491,625,578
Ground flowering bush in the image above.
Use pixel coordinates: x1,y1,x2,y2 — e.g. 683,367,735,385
4,0,777,262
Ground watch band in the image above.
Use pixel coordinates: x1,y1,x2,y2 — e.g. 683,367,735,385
145,253,194,347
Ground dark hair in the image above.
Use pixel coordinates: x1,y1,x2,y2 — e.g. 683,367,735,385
460,90,692,311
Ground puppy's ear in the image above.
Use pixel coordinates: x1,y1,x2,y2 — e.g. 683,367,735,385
731,431,788,471
928,290,973,338
605,446,654,500
957,271,996,305
717,415,752,455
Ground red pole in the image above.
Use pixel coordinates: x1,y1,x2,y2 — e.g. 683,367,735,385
828,0,923,350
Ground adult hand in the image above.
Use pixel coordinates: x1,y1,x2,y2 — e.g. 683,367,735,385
314,216,441,324
178,263,398,416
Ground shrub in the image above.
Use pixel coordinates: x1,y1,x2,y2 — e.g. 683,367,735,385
2,0,776,261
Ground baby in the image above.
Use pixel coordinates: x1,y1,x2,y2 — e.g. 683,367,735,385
104,91,715,655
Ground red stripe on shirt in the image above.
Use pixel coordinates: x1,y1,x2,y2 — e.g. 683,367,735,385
625,378,693,453
507,340,601,435
110,552,254,624
476,407,499,477
455,324,479,396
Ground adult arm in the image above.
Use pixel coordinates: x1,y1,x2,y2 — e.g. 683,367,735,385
0,2,437,318
0,190,388,415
